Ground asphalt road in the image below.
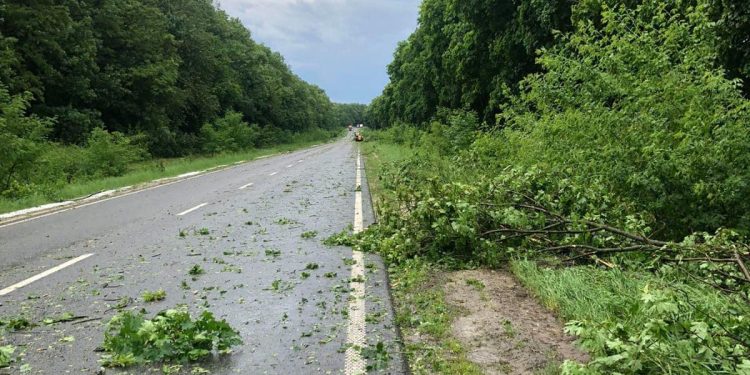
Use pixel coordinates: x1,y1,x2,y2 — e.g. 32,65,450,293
0,138,405,374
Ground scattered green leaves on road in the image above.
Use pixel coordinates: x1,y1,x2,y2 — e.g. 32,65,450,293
188,265,205,277
0,345,14,368
323,228,355,247
0,317,32,331
141,290,167,302
100,308,242,367
42,312,84,325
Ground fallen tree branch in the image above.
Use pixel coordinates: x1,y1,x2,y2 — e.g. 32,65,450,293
734,249,750,282
481,227,603,237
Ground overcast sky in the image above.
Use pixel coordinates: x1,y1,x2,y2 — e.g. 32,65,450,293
218,0,421,104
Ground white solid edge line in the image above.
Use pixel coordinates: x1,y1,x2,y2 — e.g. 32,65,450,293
0,161,239,229
0,141,336,225
269,172,278,176
0,253,95,296
239,182,254,190
0,201,74,220
176,171,201,179
345,150,367,374
176,203,208,217
0,141,336,224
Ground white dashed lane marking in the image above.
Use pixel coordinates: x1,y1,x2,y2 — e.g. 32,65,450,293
0,253,95,296
239,182,254,190
176,203,208,216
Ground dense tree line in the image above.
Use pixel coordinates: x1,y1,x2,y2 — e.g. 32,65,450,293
362,1,750,372
0,0,354,198
332,103,367,126
367,0,750,236
0,0,345,155
366,0,750,127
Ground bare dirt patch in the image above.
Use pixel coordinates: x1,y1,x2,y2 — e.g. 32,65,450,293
444,269,588,375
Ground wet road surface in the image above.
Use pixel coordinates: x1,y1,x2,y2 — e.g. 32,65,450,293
0,139,405,374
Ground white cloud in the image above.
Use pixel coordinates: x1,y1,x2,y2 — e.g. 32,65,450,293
217,0,420,103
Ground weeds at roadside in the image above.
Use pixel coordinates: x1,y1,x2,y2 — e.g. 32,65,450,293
365,311,385,324
388,259,480,373
360,342,390,371
502,320,516,338
465,279,485,292
323,227,355,247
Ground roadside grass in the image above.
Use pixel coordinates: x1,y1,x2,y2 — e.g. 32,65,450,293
510,260,750,373
361,138,479,374
0,137,337,215
390,259,482,375
510,260,644,323
360,133,750,373
360,139,414,202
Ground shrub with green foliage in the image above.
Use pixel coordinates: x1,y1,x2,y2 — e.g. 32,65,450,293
200,111,260,154
82,128,147,177
513,261,750,375
498,0,750,236
0,86,52,197
100,308,242,367
361,0,750,374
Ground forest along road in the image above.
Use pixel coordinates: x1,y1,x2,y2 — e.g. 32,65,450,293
0,138,404,374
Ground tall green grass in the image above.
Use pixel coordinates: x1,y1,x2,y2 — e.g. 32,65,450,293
360,135,415,202
510,260,645,323
510,260,750,374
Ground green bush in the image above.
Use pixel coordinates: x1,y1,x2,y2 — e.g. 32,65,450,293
498,1,750,237
0,87,53,198
512,261,750,375
359,1,750,374
82,128,147,178
200,111,260,154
